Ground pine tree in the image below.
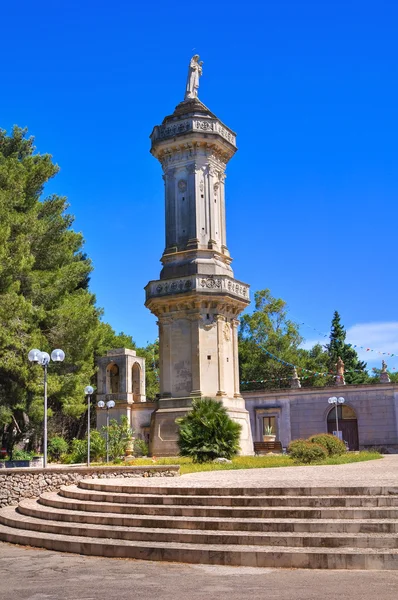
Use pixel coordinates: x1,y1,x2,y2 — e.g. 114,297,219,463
324,311,368,384
0,127,160,452
239,289,303,390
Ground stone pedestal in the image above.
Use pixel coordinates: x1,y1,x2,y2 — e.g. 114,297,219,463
146,93,253,456
380,371,391,384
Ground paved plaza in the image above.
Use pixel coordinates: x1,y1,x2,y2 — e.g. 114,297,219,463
91,454,398,489
1,542,398,600
1,456,398,598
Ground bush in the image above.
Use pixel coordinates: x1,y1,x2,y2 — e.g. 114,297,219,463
307,433,346,456
102,416,133,461
134,438,149,457
66,430,106,464
11,449,34,461
48,436,69,461
288,439,328,463
177,397,242,463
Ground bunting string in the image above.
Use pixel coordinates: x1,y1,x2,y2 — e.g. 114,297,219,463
295,318,398,360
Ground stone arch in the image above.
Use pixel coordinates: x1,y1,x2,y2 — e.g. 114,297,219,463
106,363,120,394
326,403,359,450
132,362,142,401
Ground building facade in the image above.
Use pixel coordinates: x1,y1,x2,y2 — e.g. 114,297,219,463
96,348,154,443
243,383,398,452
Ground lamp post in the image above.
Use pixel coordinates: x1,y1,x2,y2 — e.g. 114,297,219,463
328,396,345,439
84,386,94,467
97,400,115,463
28,348,65,468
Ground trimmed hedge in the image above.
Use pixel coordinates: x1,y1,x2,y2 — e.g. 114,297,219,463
307,433,346,456
288,439,328,463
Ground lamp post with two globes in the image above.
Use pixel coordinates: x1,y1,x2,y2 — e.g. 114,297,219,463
84,386,94,467
327,396,345,440
97,400,115,463
28,348,65,468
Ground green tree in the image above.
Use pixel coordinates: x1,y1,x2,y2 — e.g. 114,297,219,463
239,289,303,390
177,398,241,463
0,127,138,453
324,311,368,384
295,344,331,387
136,338,159,401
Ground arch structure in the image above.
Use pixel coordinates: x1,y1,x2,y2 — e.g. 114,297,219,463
327,403,359,450
96,348,152,435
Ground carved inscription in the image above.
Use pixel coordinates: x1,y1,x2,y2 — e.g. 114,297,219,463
200,277,222,289
156,120,191,139
154,279,192,296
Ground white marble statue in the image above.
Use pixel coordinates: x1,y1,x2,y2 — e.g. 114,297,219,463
185,55,203,100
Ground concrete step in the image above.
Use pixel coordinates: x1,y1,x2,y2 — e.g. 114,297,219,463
17,498,398,534
78,480,398,497
59,485,398,508
2,505,398,549
0,520,397,569
38,491,398,520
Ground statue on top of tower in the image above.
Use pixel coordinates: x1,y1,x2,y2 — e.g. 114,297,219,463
185,55,203,100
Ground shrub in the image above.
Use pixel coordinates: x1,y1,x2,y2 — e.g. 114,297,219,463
102,416,133,461
307,433,346,456
177,397,242,463
134,438,149,457
11,449,34,461
48,436,69,461
288,439,328,463
67,430,106,463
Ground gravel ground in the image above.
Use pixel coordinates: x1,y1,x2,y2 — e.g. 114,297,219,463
91,455,398,489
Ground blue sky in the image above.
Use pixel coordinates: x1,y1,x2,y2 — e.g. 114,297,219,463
1,1,397,369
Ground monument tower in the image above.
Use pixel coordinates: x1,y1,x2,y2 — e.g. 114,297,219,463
146,56,253,455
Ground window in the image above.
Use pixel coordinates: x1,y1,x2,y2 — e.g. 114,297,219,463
263,416,276,435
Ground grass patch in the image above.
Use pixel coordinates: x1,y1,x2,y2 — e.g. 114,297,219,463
123,451,382,475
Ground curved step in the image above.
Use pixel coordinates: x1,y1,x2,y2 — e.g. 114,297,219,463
59,485,398,508
0,520,397,569
77,480,398,497
38,492,398,520
2,505,398,549
16,498,398,534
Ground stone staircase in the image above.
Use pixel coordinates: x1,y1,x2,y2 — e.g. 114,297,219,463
1,479,398,569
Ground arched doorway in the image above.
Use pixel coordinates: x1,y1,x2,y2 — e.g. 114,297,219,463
107,363,120,394
132,362,142,401
327,404,359,450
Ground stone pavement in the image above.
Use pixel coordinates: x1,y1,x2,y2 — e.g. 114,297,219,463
95,454,398,489
2,455,398,597
0,542,398,600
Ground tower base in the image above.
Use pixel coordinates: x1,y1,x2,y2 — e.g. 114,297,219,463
149,396,254,457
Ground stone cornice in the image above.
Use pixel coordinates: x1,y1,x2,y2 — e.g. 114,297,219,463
151,116,236,147
145,274,249,304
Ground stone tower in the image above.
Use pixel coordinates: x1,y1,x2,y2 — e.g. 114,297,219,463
145,57,253,455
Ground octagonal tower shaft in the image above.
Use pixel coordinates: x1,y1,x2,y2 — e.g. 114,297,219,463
146,95,253,456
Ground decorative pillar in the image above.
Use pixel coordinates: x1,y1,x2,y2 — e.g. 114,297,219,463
231,319,241,398
215,314,227,396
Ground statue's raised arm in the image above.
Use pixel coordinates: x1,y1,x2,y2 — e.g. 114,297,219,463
185,55,203,100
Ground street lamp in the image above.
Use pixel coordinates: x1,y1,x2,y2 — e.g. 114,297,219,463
84,386,94,467
28,348,65,468
97,399,115,463
328,396,345,440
